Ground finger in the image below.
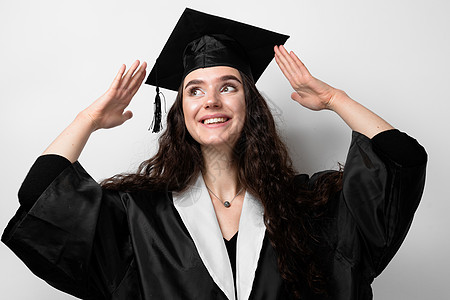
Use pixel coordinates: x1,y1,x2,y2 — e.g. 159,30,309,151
110,64,126,90
274,46,292,78
275,47,297,87
128,61,147,94
279,45,304,77
275,45,296,76
289,51,310,76
122,110,133,121
291,92,302,102
121,60,141,89
274,45,295,76
275,54,296,89
122,60,141,87
112,110,133,127
129,68,147,97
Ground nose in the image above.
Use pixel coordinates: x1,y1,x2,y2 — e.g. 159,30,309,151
203,92,222,109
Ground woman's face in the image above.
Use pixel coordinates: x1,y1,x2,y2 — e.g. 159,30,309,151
182,66,246,149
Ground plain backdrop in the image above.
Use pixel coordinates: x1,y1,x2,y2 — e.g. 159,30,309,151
1,0,449,299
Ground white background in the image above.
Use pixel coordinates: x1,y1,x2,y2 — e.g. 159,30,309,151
1,0,449,299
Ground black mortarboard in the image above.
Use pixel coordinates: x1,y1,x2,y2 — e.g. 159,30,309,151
146,7,289,132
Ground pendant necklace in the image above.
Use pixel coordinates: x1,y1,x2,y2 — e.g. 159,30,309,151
206,186,244,208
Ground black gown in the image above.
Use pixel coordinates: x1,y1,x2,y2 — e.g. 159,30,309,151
2,130,427,300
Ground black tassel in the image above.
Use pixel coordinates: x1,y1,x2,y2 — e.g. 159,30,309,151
150,86,162,132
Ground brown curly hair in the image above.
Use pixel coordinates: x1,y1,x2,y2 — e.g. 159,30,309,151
101,71,343,299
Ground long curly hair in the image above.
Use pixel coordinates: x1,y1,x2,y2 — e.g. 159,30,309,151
102,71,343,299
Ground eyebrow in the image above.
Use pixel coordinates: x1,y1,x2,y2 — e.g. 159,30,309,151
184,75,242,90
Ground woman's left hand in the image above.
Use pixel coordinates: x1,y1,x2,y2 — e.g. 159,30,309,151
275,45,394,137
274,45,341,111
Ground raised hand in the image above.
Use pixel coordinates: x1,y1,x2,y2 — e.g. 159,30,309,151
42,60,147,162
274,45,340,111
83,60,147,130
274,45,394,137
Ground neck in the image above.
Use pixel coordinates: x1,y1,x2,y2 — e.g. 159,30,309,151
201,144,241,199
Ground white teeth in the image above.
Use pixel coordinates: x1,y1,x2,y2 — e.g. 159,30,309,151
204,117,227,125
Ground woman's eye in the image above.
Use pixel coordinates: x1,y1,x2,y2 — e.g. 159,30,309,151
221,85,236,93
189,88,204,96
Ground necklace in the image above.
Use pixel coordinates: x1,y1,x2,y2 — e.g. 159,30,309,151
206,186,244,208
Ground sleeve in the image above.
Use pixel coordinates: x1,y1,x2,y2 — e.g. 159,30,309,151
338,129,427,278
2,161,134,299
18,154,72,211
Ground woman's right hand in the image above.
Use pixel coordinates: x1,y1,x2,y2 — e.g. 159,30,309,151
82,60,147,131
42,60,147,163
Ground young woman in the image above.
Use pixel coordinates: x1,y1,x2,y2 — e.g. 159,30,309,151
2,8,426,300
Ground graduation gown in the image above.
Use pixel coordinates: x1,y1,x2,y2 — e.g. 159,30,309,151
2,131,427,299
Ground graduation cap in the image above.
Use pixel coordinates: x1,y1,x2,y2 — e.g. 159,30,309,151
145,7,289,132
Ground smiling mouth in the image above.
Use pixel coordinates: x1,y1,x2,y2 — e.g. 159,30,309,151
203,117,229,125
